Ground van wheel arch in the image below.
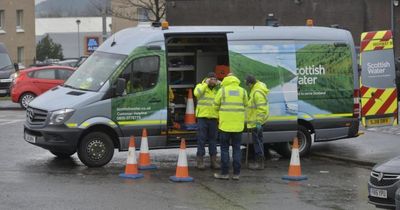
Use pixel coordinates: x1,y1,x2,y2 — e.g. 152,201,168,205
79,124,120,149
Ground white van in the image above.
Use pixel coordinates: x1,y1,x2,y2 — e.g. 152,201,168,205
25,24,360,167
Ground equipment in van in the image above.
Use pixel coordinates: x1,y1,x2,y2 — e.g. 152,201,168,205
214,65,230,80
183,89,197,130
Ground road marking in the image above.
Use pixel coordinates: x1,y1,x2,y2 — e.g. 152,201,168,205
0,119,25,125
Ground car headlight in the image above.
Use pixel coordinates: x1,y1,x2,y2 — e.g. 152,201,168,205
10,72,18,80
49,109,75,125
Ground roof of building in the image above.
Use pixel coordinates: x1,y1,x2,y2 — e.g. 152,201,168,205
36,17,112,36
99,25,354,55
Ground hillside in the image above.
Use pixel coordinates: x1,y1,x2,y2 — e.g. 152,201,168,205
229,51,295,89
36,0,109,17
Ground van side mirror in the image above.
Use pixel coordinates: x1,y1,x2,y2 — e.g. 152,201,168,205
14,63,19,71
115,78,126,96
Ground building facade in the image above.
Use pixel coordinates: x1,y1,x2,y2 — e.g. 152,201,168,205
36,17,112,59
166,0,400,56
0,0,36,66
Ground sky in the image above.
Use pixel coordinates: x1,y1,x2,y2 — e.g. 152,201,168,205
35,0,47,5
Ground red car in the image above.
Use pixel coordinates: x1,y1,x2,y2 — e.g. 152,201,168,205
11,66,75,109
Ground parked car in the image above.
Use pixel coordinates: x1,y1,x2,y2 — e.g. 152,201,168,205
0,43,17,97
53,59,79,67
368,156,400,209
10,66,75,109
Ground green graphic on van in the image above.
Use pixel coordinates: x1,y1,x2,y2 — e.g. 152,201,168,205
296,43,353,114
229,51,296,89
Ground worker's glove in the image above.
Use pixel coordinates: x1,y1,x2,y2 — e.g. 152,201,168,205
256,123,262,130
205,78,210,84
216,80,221,85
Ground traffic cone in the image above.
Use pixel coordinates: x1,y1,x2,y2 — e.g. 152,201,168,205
282,137,307,181
169,138,194,182
119,136,144,179
184,89,197,130
138,128,157,170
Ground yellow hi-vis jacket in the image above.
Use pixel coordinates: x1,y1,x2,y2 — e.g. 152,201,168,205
194,79,218,119
213,75,248,132
246,81,270,129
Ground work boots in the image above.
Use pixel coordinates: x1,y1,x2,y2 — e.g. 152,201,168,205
210,155,220,169
196,156,205,170
248,157,265,170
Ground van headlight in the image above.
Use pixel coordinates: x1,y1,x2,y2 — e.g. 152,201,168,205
49,109,75,125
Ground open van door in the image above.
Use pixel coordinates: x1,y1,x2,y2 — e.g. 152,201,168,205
360,30,398,127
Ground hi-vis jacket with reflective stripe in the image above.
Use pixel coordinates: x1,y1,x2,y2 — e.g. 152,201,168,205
213,75,248,132
194,79,218,119
247,81,270,129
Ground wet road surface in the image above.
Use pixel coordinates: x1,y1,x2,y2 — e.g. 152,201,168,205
0,110,376,209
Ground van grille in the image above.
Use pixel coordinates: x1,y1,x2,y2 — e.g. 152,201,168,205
369,171,400,187
26,107,48,126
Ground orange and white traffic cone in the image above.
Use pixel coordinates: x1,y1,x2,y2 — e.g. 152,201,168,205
184,89,197,130
138,128,157,170
169,138,194,182
282,137,307,181
119,136,144,179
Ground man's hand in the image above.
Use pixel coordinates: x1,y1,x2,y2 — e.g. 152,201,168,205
205,78,211,84
256,123,262,130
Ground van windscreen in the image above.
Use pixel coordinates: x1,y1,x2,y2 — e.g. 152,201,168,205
64,51,126,91
0,53,13,71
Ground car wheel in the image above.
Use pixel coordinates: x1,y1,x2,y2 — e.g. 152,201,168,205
77,132,114,167
20,93,36,109
276,125,312,158
50,150,75,159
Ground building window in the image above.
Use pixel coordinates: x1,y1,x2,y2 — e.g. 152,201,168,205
17,47,24,64
16,10,24,31
137,8,150,22
0,10,4,32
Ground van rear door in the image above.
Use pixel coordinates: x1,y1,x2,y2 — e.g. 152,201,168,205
227,33,298,142
360,30,398,127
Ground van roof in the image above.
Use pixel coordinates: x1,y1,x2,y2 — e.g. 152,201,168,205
98,26,354,55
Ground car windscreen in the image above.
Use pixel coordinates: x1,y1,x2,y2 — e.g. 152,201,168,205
64,51,126,91
0,53,13,71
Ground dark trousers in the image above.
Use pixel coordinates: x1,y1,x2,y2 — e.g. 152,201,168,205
219,131,242,175
251,127,264,158
197,118,218,157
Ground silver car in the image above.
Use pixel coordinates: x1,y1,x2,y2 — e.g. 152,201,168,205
368,156,400,209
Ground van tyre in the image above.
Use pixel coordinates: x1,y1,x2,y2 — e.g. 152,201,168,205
20,93,36,109
50,150,75,159
78,132,114,167
276,125,311,158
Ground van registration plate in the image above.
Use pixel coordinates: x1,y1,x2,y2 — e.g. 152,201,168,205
24,132,36,143
367,117,392,127
370,188,387,199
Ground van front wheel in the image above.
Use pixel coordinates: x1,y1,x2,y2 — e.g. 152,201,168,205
77,132,114,167
276,125,311,158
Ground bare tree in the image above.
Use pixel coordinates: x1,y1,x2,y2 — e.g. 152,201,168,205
90,0,166,23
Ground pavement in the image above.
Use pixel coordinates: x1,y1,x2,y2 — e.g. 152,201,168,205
0,98,21,110
312,130,400,167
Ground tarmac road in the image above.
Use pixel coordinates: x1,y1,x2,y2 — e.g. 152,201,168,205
0,109,376,210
